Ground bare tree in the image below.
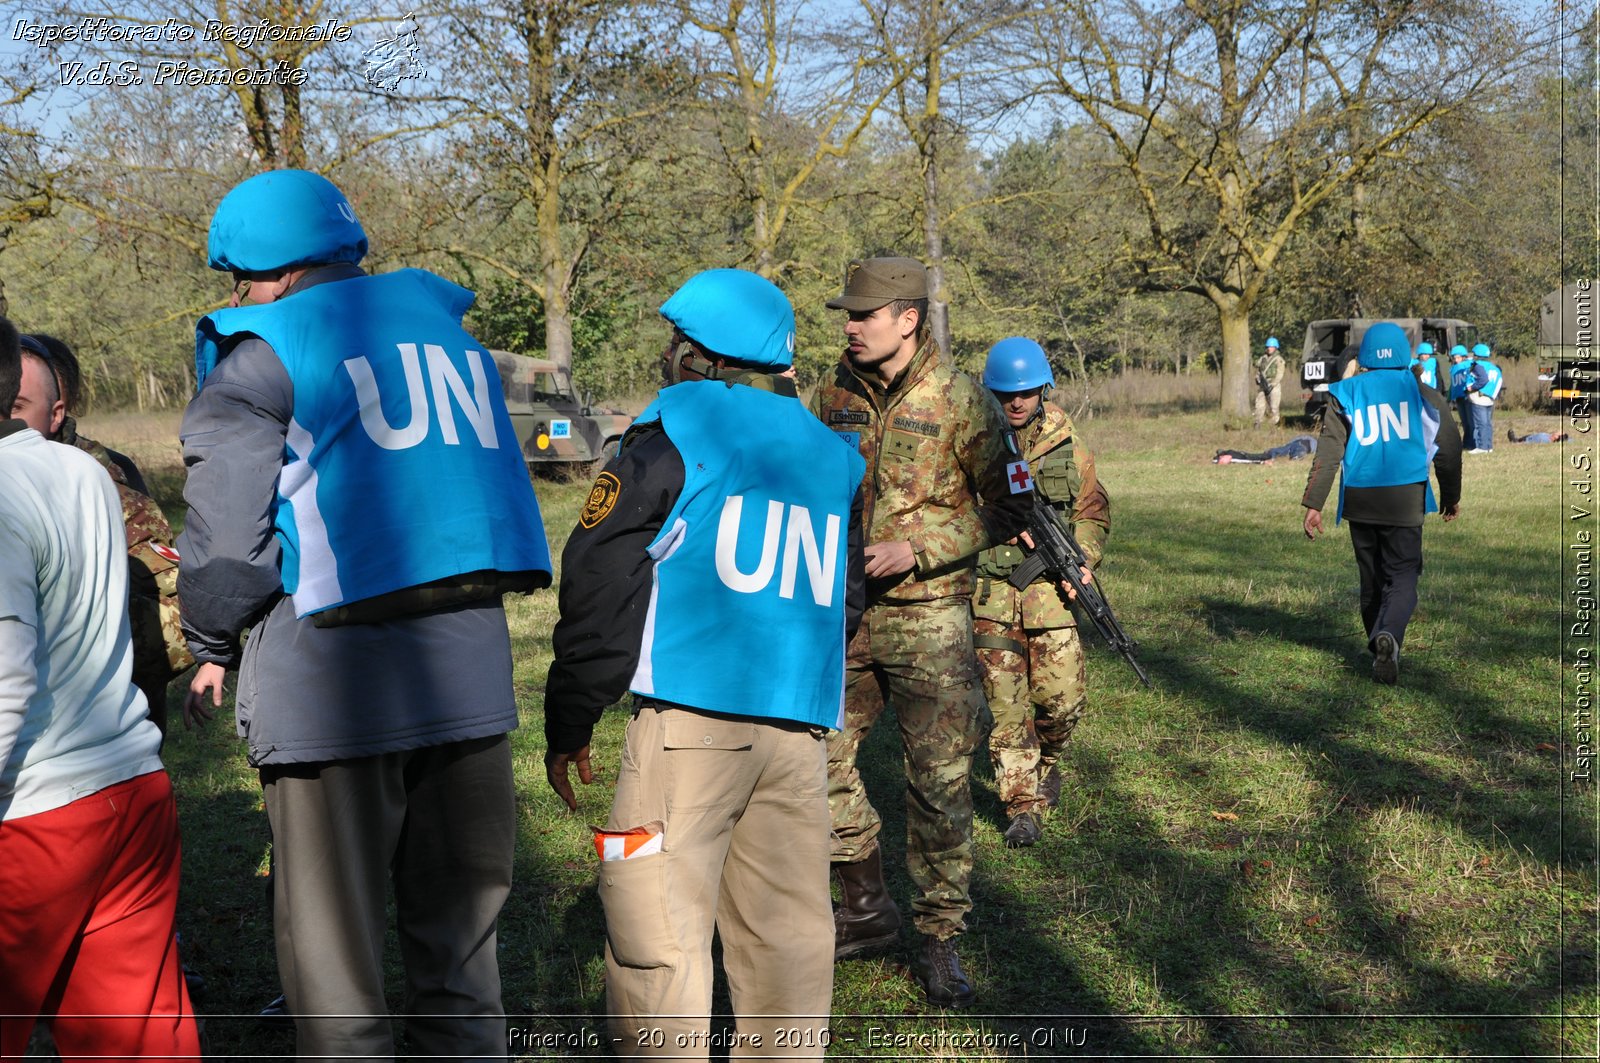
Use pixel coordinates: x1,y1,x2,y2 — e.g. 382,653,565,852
1031,0,1528,420
859,0,1034,355
428,0,687,373
677,0,910,279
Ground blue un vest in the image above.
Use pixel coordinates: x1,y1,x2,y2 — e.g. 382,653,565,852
1416,356,1438,390
629,382,866,729
1326,370,1439,525
194,269,551,617
1479,360,1503,400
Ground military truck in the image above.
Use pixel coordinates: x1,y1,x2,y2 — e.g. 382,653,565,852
1299,317,1476,416
490,350,632,475
1537,282,1596,409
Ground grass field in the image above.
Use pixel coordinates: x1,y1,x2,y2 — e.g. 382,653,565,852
78,401,1594,1060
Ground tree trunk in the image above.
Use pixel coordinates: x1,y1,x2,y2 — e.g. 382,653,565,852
543,276,574,373
920,111,949,355
1216,296,1253,420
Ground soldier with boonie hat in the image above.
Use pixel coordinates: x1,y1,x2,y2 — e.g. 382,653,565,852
810,254,1033,1009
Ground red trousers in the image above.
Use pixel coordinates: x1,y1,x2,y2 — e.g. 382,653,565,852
0,770,199,1061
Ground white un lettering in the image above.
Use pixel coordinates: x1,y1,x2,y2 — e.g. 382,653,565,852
1351,402,1410,446
344,343,500,451
714,495,841,607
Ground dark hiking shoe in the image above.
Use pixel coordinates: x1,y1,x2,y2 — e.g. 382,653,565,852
1373,632,1400,685
260,993,293,1030
1040,764,1063,808
911,934,976,1009
1003,811,1042,848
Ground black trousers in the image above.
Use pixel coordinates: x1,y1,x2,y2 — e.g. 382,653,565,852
1348,522,1424,651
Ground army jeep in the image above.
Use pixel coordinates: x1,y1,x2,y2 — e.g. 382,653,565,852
1299,317,1476,416
491,350,632,475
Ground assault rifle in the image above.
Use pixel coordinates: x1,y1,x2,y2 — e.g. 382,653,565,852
1008,500,1152,688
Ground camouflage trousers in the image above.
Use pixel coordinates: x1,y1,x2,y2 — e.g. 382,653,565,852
974,618,1087,815
827,597,986,940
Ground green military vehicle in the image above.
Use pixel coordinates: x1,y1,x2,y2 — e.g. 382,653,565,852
1298,317,1476,416
1537,282,1596,409
491,350,632,475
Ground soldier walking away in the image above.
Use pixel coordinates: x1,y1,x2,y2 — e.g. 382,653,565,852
1254,336,1285,427
178,170,552,1059
544,269,865,1060
971,338,1110,849
810,256,1032,1008
1301,322,1462,685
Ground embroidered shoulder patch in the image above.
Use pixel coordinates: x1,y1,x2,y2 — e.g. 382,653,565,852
580,472,623,529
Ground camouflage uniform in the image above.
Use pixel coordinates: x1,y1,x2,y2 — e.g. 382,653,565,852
811,339,1030,940
972,403,1109,816
59,417,191,734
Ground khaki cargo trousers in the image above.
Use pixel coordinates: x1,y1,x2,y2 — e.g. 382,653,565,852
599,704,833,1061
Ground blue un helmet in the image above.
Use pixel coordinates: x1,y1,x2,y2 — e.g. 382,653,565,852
1357,321,1410,370
1416,342,1434,356
207,170,368,273
1266,336,1280,349
659,268,795,368
1449,344,1469,359
982,337,1054,392
1471,342,1491,359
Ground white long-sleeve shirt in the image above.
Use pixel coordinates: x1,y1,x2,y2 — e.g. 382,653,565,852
0,423,161,820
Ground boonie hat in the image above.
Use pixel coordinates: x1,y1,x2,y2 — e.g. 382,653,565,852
825,257,928,311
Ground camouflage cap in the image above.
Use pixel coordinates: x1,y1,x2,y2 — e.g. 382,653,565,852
825,257,928,311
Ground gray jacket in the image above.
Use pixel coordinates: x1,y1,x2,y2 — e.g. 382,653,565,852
177,265,520,766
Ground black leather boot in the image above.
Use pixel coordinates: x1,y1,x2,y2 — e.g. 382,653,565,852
1004,810,1042,848
1040,762,1062,808
833,847,901,960
911,933,976,1008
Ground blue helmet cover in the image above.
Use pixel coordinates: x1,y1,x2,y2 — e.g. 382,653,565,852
208,170,368,272
659,268,796,367
983,336,1054,391
1358,321,1411,369
1265,336,1280,348
1416,342,1433,355
1471,342,1491,359
1450,344,1469,357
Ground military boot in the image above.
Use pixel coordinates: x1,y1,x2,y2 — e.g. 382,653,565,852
833,848,901,960
1040,763,1063,809
1004,810,1042,848
911,933,976,1008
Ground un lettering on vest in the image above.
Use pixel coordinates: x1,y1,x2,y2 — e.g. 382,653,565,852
1350,402,1411,446
343,343,499,450
714,495,841,608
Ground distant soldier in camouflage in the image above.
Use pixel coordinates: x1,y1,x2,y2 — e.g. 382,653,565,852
1254,336,1285,428
971,338,1110,849
11,334,191,734
809,257,1033,1008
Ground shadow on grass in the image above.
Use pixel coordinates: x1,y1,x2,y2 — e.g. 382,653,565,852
831,704,1171,1057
